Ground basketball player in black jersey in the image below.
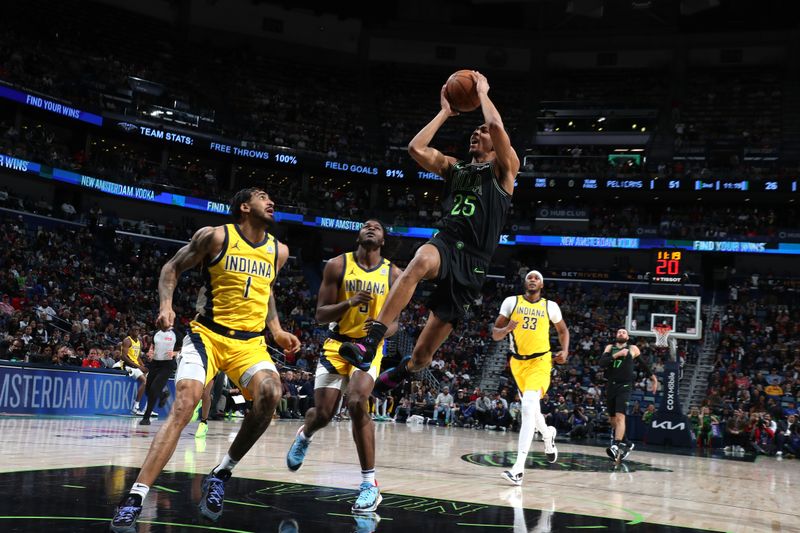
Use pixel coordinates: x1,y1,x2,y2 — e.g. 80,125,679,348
339,71,523,392
600,328,658,461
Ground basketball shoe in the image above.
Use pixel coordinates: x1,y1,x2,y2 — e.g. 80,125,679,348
373,356,412,395
286,427,311,471
199,468,231,521
352,482,382,513
621,441,635,460
110,493,143,533
339,322,388,370
544,426,558,463
501,470,523,486
607,444,621,462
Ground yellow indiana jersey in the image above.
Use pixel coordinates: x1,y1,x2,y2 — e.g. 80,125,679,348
126,337,141,366
333,252,392,339
196,224,278,332
508,296,552,356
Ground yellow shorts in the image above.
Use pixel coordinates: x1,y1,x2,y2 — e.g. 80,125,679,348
176,320,276,401
510,352,552,394
315,338,384,390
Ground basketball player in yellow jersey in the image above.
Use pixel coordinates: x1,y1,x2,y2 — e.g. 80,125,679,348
493,270,569,486
111,187,301,532
286,219,401,513
119,325,148,415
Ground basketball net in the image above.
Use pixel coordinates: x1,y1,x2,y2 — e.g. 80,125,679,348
653,324,672,348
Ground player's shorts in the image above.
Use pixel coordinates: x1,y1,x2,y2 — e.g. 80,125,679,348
426,231,491,326
175,317,276,401
124,366,144,380
315,337,384,390
510,352,552,394
114,360,145,380
606,382,632,416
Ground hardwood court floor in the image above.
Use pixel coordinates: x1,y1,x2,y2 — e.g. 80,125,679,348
0,415,795,532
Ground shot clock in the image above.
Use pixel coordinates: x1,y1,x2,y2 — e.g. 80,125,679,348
650,249,688,284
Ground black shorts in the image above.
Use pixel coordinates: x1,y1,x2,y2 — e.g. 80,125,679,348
606,383,631,416
426,232,490,326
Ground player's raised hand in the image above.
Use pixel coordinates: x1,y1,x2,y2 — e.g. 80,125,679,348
440,85,459,117
156,308,175,330
348,291,373,308
473,71,490,96
553,351,568,364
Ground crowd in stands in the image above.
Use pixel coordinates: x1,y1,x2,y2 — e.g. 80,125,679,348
673,69,782,155
702,275,800,456
2,206,798,457
3,7,799,245
3,114,799,244
3,1,795,189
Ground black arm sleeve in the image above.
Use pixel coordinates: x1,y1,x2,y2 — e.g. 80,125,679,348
635,352,654,376
598,351,613,368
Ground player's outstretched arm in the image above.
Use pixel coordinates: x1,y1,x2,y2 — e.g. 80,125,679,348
267,241,301,355
473,72,520,194
157,226,220,330
408,86,458,177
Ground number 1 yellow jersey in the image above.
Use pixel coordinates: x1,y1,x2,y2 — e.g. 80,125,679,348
196,224,278,333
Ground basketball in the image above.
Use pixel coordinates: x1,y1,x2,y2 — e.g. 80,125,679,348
445,70,480,112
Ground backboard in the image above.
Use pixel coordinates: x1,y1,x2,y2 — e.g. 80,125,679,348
626,293,702,340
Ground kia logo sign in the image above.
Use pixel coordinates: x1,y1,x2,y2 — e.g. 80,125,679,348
651,420,686,431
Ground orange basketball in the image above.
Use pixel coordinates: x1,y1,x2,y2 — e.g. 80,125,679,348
445,70,480,112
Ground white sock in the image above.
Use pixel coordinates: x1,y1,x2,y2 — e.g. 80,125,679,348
361,469,375,485
130,482,149,501
299,429,311,442
213,454,239,474
512,391,548,474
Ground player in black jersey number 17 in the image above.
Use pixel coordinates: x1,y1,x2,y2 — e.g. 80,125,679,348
339,71,520,393
599,328,659,462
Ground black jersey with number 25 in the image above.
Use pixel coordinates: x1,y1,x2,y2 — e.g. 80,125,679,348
439,160,512,257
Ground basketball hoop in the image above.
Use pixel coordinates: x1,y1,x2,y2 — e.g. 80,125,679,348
653,324,672,348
